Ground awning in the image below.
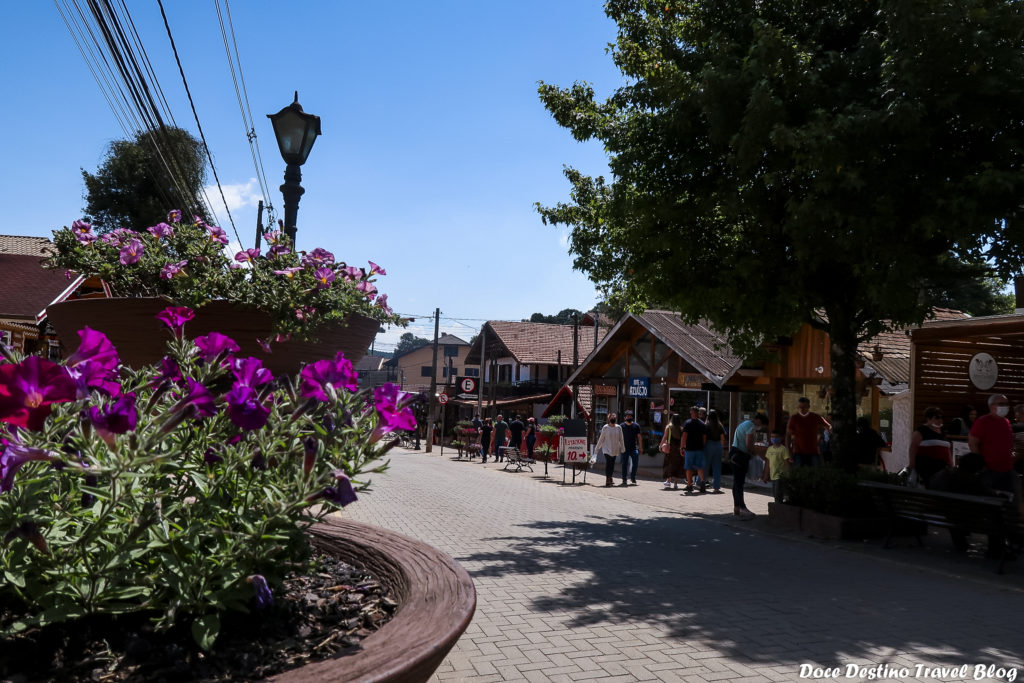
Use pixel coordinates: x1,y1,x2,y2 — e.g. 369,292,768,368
541,385,590,420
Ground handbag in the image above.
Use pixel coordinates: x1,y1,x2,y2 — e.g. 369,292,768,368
659,441,671,455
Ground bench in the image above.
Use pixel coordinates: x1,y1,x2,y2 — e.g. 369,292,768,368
501,447,535,473
859,481,1021,573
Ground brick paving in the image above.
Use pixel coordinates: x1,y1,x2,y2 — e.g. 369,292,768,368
339,449,1024,682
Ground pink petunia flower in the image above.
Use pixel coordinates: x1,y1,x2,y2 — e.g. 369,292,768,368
0,357,78,431
234,248,260,263
160,260,187,279
119,238,145,265
155,306,195,339
299,353,358,401
273,267,303,278
368,260,386,276
312,267,335,289
147,222,174,239
301,248,335,268
167,209,182,223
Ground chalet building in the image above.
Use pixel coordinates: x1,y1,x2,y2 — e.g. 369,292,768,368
384,333,476,394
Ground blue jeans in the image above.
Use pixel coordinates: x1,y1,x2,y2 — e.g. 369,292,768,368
621,450,639,483
705,441,723,490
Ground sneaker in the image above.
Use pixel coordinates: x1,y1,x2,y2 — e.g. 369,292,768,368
699,483,707,494
663,480,672,488
684,485,694,493
618,482,629,487
631,480,638,486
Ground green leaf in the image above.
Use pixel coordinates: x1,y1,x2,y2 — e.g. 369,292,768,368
191,613,221,651
3,571,25,588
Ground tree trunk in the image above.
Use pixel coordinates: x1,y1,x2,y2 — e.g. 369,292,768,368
828,316,860,473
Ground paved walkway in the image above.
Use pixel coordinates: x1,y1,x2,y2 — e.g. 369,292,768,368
339,449,1024,682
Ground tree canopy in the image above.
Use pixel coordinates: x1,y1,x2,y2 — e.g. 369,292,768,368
526,308,585,325
82,126,209,232
538,0,1024,467
395,332,430,356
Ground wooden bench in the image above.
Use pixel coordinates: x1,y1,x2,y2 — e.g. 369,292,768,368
501,447,535,473
859,481,1020,573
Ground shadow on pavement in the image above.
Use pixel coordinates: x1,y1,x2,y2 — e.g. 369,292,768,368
461,513,1023,670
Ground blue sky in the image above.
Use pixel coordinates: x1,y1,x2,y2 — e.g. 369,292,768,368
0,1,626,351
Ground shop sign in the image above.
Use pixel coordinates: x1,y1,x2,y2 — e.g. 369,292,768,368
968,352,998,390
593,384,617,397
563,436,589,463
677,373,703,389
627,377,649,397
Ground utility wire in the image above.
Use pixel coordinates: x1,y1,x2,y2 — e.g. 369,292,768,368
156,0,243,246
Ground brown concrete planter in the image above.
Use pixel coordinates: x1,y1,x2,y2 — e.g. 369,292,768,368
767,502,803,531
269,517,476,682
46,297,379,375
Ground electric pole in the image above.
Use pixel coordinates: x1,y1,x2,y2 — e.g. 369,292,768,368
425,308,440,453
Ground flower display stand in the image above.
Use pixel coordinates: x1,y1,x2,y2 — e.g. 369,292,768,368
46,297,380,375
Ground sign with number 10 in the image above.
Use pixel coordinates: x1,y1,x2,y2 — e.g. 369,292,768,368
563,436,589,463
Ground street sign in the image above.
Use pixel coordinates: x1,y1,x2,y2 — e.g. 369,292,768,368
458,377,478,394
627,377,649,398
563,436,589,463
438,392,449,404
457,393,477,400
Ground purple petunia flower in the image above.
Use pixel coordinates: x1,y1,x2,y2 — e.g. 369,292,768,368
375,293,392,315
65,327,121,398
206,225,229,245
194,332,240,363
356,280,378,300
247,574,274,609
301,248,335,268
155,306,195,339
1,441,58,493
172,378,218,419
368,260,386,276
119,238,145,265
167,209,182,223
225,384,271,430
268,244,290,258
0,356,77,431
303,437,318,475
299,353,358,401
372,383,417,437
203,447,223,465
272,267,303,278
151,356,182,388
312,267,335,289
341,266,362,281
307,469,358,507
72,219,97,244
147,222,174,239
263,229,282,244
160,259,187,280
234,248,260,263
232,357,273,389
88,393,138,436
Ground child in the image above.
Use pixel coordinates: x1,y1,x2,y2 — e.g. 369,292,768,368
763,428,793,503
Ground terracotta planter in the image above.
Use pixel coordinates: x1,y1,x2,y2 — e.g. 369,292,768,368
270,517,476,683
46,297,380,375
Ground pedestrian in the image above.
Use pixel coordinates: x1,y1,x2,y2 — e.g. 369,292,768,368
509,414,526,453
950,404,977,436
762,428,792,503
479,417,493,464
908,406,952,488
967,394,1017,558
660,413,684,489
493,414,509,461
731,413,768,519
595,412,625,487
472,413,482,431
704,409,727,493
852,417,887,473
682,406,708,493
525,417,537,460
786,397,830,467
619,410,643,486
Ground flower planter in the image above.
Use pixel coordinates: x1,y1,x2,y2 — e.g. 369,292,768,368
274,517,476,683
46,297,379,375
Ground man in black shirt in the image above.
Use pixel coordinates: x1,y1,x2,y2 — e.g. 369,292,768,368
682,406,708,493
508,414,525,454
619,410,643,486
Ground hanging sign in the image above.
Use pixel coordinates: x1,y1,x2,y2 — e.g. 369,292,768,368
677,373,703,389
593,384,616,397
458,376,478,395
968,353,998,390
627,377,650,398
437,392,449,404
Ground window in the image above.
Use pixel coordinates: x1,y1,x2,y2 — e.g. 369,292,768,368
420,366,432,377
443,345,459,357
442,366,459,377
464,367,479,377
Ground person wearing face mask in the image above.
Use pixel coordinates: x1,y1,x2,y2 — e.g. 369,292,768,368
762,429,793,503
968,394,1016,495
908,406,952,488
595,412,626,487
619,411,643,486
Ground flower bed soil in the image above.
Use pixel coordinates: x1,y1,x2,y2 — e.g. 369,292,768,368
0,553,394,682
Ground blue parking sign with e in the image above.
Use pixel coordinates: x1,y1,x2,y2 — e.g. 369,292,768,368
628,377,649,397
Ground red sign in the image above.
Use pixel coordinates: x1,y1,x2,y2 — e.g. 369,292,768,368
438,393,449,404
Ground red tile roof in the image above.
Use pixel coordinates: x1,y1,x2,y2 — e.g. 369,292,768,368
0,235,54,257
466,321,606,366
858,308,969,385
0,253,79,320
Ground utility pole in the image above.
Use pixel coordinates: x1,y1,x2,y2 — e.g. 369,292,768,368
477,325,486,417
593,311,599,347
571,312,579,418
254,200,265,251
426,308,440,453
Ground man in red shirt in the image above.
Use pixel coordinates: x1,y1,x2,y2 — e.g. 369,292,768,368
787,397,831,468
967,393,1018,558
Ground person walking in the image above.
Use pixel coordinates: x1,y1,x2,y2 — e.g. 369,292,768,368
731,413,768,519
660,413,685,490
508,414,526,453
705,410,727,493
479,417,493,464
619,410,643,486
682,406,708,493
493,414,509,461
595,412,625,487
786,397,830,467
967,394,1017,558
762,428,793,503
524,418,537,460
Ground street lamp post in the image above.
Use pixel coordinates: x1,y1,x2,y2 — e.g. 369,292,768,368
267,91,322,247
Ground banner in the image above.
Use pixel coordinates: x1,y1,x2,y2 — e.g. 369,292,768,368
563,436,589,463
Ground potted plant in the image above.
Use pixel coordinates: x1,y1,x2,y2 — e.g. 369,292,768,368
0,309,473,680
44,213,404,374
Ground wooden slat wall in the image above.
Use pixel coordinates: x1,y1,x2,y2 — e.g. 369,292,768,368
912,338,1024,429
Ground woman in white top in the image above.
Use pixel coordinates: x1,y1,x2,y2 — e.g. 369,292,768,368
595,413,625,488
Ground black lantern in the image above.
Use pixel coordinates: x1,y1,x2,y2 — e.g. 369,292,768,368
267,92,321,245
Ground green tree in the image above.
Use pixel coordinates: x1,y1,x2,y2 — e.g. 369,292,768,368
82,126,208,232
538,1,1024,468
395,332,430,356
526,308,585,324
924,257,1014,317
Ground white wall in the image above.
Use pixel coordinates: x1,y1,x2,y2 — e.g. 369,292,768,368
885,390,911,472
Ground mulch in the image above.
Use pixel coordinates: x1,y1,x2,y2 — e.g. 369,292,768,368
0,552,395,682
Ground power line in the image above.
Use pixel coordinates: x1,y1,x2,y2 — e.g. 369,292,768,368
156,0,242,246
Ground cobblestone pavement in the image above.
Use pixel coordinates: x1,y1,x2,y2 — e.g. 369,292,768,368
339,449,1024,682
